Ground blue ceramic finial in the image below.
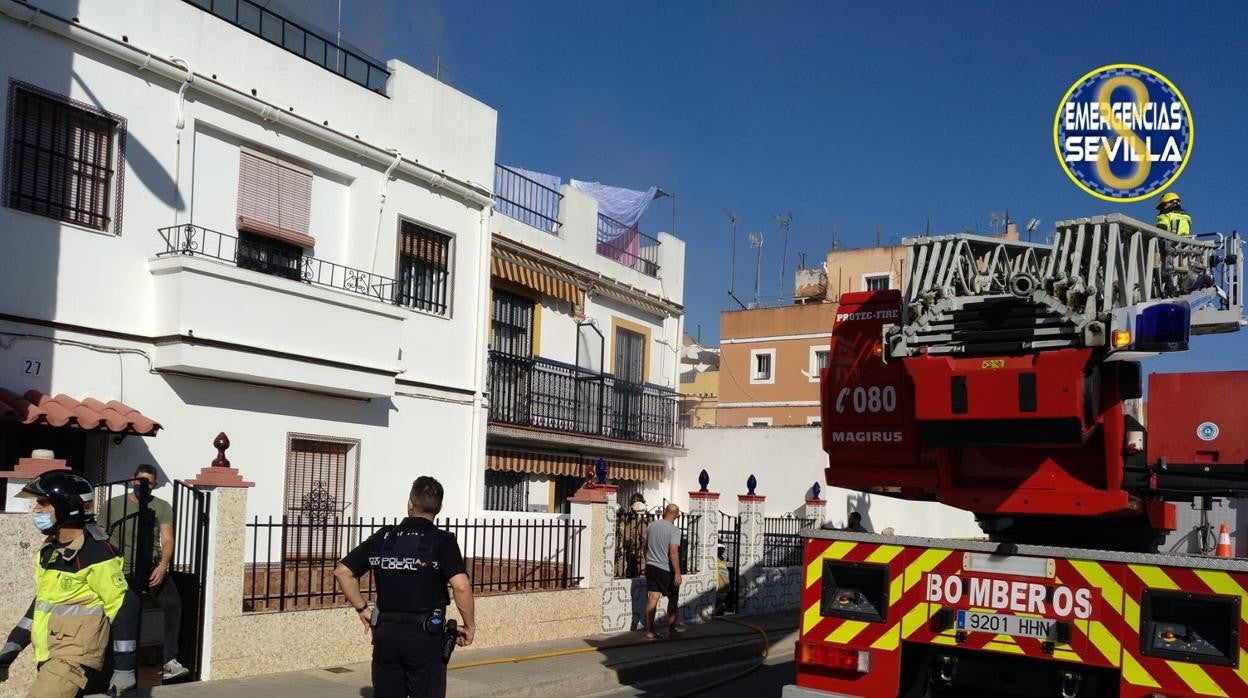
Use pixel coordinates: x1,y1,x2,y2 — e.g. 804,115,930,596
747,474,757,496
698,469,710,493
812,482,821,500
595,457,608,485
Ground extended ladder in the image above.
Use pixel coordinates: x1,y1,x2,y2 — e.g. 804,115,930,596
889,214,1244,356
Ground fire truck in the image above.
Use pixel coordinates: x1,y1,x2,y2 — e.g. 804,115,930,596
786,215,1247,697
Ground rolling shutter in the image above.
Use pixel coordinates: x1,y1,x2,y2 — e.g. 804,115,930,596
237,146,315,248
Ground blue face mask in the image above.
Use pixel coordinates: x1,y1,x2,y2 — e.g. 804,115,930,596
32,512,56,533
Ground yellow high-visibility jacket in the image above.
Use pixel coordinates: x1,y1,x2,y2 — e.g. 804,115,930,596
1156,209,1192,235
4,533,131,669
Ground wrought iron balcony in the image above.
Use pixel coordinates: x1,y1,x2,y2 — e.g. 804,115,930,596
157,224,396,303
596,214,660,277
487,351,683,448
493,164,561,234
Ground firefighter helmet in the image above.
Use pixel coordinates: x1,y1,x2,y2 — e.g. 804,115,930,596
16,469,96,526
1157,191,1181,209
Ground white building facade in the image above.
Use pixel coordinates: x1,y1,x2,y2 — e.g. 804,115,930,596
0,0,498,519
483,171,687,515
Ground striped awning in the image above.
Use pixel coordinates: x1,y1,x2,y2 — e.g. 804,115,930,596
486,449,664,482
492,246,582,308
591,283,670,318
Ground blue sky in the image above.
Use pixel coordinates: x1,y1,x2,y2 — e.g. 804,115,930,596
295,0,1247,374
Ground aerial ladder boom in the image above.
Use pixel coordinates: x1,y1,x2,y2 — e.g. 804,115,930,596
890,213,1243,357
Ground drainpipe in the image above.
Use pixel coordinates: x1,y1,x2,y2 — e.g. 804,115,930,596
465,205,495,515
169,57,193,226
370,149,402,273
0,0,494,209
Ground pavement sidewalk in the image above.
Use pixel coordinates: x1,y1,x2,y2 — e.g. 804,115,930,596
138,613,798,698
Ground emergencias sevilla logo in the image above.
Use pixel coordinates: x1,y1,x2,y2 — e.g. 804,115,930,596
1054,64,1192,202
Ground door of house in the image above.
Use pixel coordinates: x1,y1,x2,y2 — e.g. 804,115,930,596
490,289,535,425
612,327,645,440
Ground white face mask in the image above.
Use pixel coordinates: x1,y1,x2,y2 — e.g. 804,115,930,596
32,512,56,533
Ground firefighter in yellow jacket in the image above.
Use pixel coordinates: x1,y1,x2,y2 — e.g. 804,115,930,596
1155,191,1192,235
0,470,139,696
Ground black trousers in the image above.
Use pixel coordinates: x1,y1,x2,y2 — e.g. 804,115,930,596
128,574,183,662
371,621,446,698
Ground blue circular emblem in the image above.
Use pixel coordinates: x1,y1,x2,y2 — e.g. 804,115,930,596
1197,422,1219,442
1054,64,1193,202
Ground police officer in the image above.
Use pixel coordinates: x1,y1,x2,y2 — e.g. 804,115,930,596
334,476,475,698
1155,192,1192,235
0,470,139,696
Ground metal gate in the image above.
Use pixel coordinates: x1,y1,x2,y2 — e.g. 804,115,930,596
717,512,741,614
170,480,211,681
92,479,210,683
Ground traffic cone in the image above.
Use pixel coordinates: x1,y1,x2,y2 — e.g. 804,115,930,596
1215,523,1233,558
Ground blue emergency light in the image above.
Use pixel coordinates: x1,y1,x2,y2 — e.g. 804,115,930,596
1133,302,1190,352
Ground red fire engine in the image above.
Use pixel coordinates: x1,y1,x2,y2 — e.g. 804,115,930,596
787,215,1247,697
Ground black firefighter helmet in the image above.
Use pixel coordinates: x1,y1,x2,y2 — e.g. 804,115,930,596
17,469,96,526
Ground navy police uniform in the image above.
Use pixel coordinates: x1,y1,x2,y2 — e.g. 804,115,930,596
340,517,466,698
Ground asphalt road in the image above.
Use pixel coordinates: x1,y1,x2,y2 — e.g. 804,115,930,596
587,644,795,698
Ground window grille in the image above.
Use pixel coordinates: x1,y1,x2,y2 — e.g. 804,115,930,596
4,84,122,231
397,221,451,315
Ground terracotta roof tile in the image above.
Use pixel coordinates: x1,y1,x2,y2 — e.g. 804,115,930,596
0,389,161,436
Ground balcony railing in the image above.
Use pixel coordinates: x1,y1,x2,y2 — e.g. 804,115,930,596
186,0,390,94
157,224,396,303
494,164,561,234
597,214,660,277
487,351,683,448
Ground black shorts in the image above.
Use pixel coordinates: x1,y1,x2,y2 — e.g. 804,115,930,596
645,564,679,598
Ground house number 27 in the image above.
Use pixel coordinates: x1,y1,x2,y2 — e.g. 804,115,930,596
23,359,42,376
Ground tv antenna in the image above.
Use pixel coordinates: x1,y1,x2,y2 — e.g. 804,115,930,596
749,232,764,307
776,213,792,303
723,209,738,295
1026,217,1041,242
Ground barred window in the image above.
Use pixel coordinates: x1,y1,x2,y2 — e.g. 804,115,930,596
484,470,527,512
864,273,891,291
491,288,535,357
285,437,353,522
397,220,452,315
4,83,124,232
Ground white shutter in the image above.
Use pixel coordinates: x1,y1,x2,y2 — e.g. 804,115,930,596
237,146,315,248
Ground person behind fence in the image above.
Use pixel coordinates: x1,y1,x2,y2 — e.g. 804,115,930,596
643,503,684,640
98,464,189,682
334,476,475,698
0,470,139,696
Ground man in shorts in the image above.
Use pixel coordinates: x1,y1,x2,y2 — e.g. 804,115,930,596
643,504,683,639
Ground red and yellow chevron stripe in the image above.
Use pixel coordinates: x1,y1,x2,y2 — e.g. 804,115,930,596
798,537,1248,698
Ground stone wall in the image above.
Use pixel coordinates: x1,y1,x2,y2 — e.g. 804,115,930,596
0,513,46,697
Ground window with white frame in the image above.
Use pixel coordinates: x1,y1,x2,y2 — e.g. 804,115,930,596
863,273,892,291
750,348,776,384
809,347,831,382
746,417,773,427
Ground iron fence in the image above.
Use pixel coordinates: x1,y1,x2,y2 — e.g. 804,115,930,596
717,512,740,613
157,224,397,303
613,511,701,578
596,214,661,277
185,0,390,93
487,351,683,447
762,516,814,567
494,164,562,233
243,515,584,612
